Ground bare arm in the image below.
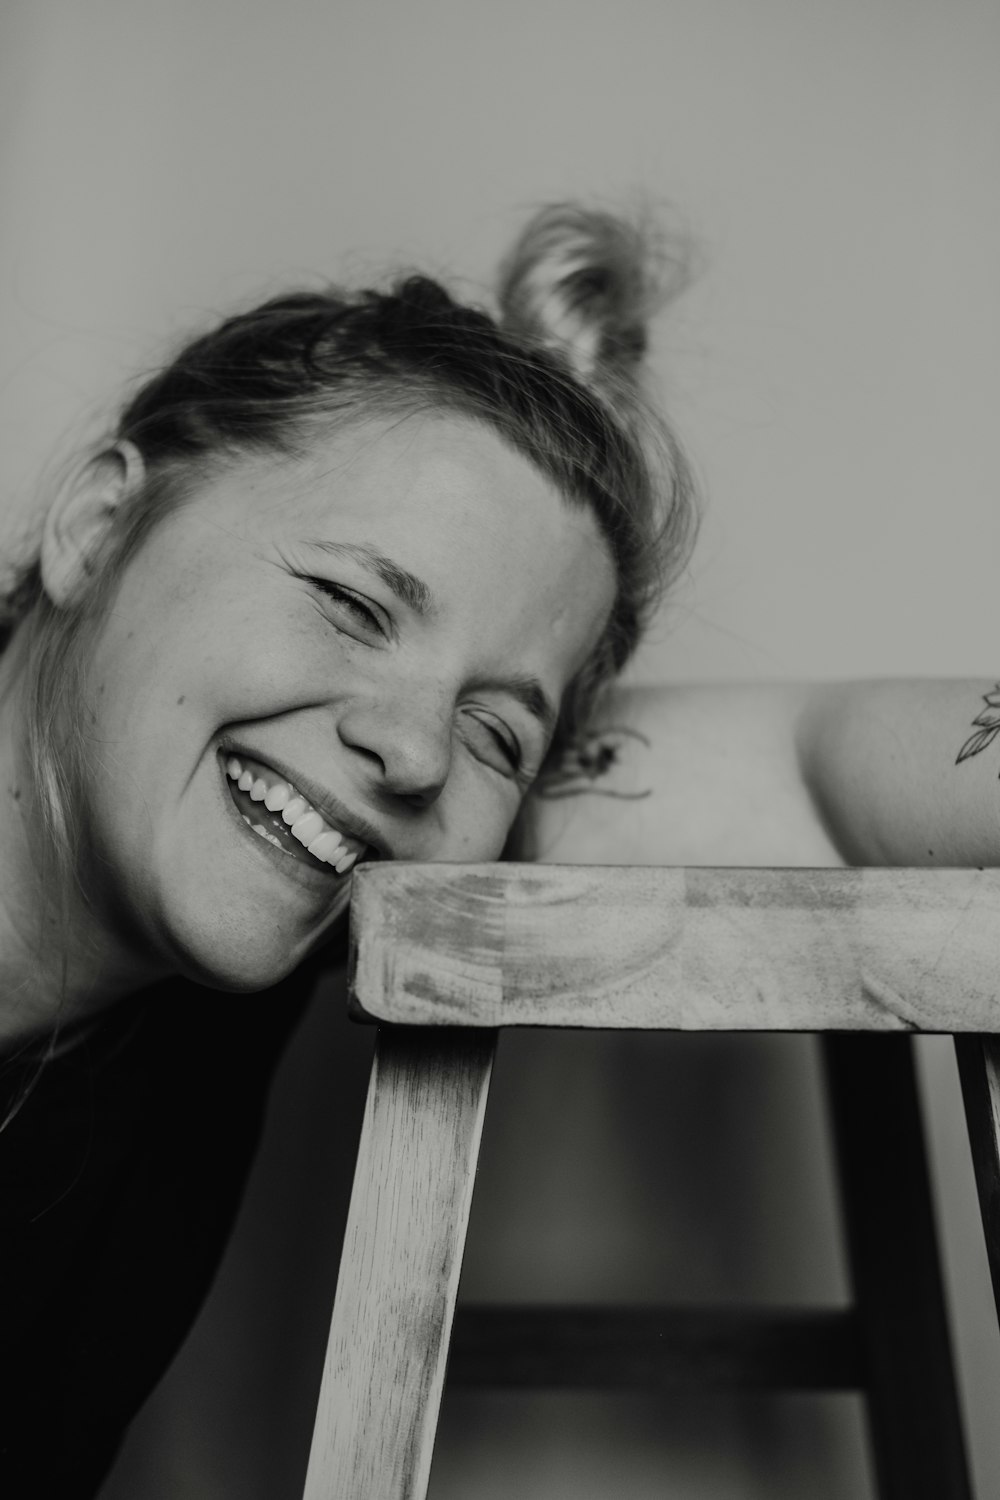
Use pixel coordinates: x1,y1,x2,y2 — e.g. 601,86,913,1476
796,679,1000,867
525,679,1000,870
526,682,842,868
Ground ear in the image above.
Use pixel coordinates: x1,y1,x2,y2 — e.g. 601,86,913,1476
40,440,146,606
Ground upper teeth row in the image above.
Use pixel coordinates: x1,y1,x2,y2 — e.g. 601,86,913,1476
225,756,364,873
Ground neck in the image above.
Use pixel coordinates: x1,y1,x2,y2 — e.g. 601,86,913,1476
0,632,164,1050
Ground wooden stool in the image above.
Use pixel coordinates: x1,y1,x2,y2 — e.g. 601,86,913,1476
302,865,1000,1500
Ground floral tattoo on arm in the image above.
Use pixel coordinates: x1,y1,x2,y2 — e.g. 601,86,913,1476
956,685,1000,769
537,725,652,800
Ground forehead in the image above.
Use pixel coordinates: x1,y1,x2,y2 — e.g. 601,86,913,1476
233,412,617,667
274,411,582,538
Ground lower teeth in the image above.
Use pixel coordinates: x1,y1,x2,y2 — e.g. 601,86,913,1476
241,814,287,851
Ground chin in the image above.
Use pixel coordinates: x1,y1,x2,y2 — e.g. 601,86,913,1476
156,897,350,994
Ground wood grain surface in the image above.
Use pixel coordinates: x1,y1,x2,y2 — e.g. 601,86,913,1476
349,864,1000,1032
956,1035,1000,1320
302,1026,496,1500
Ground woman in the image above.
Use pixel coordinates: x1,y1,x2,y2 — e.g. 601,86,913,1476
0,204,695,1493
2,199,996,1494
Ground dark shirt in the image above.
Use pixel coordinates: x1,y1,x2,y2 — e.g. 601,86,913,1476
0,967,316,1497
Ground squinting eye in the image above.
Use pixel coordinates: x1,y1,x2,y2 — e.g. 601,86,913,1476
309,578,384,634
463,710,524,779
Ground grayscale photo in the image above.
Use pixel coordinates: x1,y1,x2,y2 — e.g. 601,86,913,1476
1,2,998,1496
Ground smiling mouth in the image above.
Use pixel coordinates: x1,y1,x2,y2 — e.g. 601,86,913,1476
222,754,370,874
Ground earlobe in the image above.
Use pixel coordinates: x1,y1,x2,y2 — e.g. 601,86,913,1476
40,440,145,606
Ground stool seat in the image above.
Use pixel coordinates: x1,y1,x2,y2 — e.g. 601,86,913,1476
303,865,1000,1499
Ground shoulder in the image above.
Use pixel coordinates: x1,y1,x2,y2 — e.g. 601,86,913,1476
525,681,844,868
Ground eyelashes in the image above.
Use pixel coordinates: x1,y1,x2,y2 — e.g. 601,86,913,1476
465,710,524,776
308,577,385,634
306,574,528,781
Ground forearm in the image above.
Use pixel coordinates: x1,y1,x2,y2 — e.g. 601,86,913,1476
797,679,1000,867
525,678,1000,872
525,682,843,868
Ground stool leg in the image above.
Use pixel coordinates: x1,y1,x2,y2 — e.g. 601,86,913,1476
821,1034,971,1500
303,1025,497,1500
954,1035,1000,1320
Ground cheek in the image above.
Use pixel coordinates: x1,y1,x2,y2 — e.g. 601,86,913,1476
88,571,325,734
437,762,522,862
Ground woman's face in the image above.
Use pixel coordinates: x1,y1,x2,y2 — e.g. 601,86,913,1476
71,413,616,990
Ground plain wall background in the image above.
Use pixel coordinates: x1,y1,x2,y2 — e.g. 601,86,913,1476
2,1,999,1495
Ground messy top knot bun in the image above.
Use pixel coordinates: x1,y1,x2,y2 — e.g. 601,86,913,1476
497,202,684,407
494,200,696,724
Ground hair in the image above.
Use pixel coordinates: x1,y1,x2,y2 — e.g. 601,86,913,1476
2,201,697,896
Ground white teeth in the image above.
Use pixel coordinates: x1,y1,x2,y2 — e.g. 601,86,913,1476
281,796,308,826
291,811,325,845
226,754,369,868
308,830,342,862
264,781,291,812
241,814,288,853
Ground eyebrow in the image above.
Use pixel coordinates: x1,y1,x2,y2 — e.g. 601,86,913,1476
501,675,558,742
304,537,558,739
303,539,433,616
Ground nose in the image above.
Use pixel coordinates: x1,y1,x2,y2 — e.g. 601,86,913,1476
336,689,453,808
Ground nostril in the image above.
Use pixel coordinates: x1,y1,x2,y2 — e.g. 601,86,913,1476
338,700,453,802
